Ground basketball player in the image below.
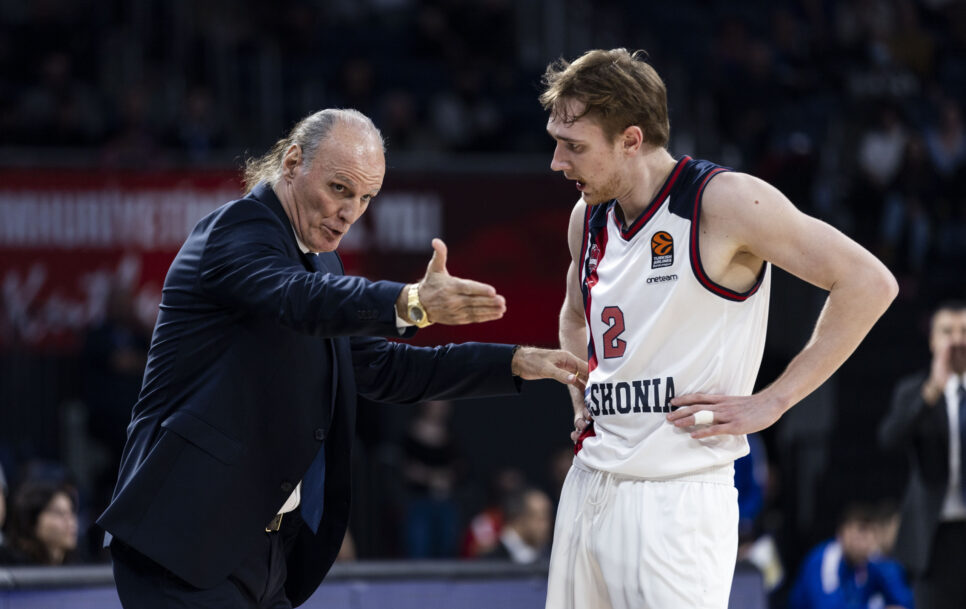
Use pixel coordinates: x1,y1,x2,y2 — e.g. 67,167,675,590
541,49,898,609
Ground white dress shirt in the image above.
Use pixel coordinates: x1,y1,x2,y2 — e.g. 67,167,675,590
941,373,966,521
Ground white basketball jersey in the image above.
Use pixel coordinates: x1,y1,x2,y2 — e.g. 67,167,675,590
574,156,771,479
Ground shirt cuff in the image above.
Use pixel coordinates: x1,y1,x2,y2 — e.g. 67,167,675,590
395,312,414,335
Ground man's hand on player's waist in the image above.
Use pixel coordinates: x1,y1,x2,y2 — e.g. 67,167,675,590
570,407,593,444
511,347,588,389
666,392,786,439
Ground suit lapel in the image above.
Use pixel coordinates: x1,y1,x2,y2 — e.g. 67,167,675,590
315,253,343,413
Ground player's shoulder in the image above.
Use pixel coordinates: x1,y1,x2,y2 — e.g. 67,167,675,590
699,170,777,219
666,156,734,216
567,199,589,253
568,198,587,225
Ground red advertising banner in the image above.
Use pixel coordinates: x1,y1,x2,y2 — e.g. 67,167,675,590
0,169,575,352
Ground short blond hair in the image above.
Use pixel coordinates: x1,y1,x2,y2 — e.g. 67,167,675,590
540,48,669,147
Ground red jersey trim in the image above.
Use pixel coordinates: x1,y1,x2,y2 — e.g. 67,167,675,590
583,217,609,373
688,168,767,302
617,156,691,241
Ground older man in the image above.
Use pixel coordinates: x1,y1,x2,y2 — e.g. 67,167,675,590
99,108,585,609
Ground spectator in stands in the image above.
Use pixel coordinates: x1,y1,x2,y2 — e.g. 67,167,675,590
336,530,356,562
460,467,525,558
736,433,768,540
879,300,966,609
0,480,78,566
402,400,462,558
878,136,935,272
81,282,150,514
788,503,914,609
858,104,908,191
925,99,966,178
736,434,784,593
482,487,552,564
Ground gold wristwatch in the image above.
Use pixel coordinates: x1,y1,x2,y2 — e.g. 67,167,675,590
407,284,432,328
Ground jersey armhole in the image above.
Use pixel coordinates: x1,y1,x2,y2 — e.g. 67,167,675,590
688,169,769,302
577,205,592,286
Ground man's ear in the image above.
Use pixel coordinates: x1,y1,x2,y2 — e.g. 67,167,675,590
281,144,302,180
621,126,643,156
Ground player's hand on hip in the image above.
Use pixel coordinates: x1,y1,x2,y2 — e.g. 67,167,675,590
666,392,785,439
415,238,507,325
511,347,588,389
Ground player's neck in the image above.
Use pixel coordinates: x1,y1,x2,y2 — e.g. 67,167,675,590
614,148,677,229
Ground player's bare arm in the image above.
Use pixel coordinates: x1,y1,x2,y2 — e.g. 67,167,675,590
561,201,593,442
667,171,899,438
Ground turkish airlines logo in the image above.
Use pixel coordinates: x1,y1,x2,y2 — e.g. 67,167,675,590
651,231,673,269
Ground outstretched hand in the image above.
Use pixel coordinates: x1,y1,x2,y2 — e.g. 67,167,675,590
403,238,507,325
665,392,786,439
511,346,588,390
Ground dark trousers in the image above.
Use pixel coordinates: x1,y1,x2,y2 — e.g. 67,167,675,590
916,521,966,609
111,526,293,609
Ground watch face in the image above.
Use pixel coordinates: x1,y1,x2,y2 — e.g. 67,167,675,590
409,306,424,322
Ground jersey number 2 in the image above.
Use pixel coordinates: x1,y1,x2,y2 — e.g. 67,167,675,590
601,306,626,358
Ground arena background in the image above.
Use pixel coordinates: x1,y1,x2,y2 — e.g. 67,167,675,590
0,0,964,607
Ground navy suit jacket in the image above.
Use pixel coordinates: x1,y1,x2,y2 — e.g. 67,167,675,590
878,371,954,575
97,182,520,606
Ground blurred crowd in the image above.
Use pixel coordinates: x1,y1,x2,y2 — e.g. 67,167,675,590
1,0,964,286
2,1,965,607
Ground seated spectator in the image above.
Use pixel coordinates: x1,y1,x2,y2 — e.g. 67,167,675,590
0,480,79,566
789,504,913,609
736,434,784,593
336,529,356,562
402,400,462,558
460,467,525,558
481,487,552,564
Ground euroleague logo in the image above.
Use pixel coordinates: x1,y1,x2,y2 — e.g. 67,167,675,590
651,231,673,269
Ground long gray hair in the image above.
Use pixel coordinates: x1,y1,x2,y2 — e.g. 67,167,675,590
243,108,384,191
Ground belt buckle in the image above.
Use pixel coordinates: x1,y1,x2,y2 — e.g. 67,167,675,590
265,513,283,533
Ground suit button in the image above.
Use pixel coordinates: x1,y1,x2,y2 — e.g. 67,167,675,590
314,428,326,441
280,481,293,493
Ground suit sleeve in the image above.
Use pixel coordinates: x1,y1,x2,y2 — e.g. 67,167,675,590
197,199,405,338
878,373,931,451
350,336,522,404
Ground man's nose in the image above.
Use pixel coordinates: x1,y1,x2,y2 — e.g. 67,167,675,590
339,199,363,224
550,145,568,172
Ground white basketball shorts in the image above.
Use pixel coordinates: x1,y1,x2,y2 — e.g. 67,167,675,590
545,459,739,609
